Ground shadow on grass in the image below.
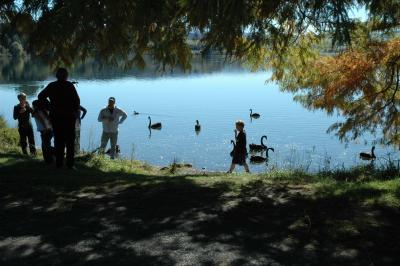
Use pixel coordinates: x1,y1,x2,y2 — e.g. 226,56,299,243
0,153,399,265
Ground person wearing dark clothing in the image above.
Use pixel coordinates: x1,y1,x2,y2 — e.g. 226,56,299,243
38,68,80,169
32,99,54,164
75,105,87,154
227,120,250,173
13,93,36,155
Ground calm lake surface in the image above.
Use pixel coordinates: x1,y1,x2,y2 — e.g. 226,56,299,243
1,64,398,172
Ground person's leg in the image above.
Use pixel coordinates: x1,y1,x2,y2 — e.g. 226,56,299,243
74,120,80,155
41,131,53,164
99,132,110,154
18,128,28,154
227,163,236,173
27,126,36,155
243,162,250,173
109,132,118,159
52,119,65,168
65,118,76,168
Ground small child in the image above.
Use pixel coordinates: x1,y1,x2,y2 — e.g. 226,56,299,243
227,120,250,173
32,99,54,164
13,93,36,155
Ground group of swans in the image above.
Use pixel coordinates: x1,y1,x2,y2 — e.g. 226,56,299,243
230,135,275,164
148,116,201,132
249,135,274,164
137,108,260,134
132,109,379,164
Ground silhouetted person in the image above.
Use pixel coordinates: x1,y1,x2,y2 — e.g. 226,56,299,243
38,68,80,169
75,105,87,154
227,120,250,173
13,93,36,155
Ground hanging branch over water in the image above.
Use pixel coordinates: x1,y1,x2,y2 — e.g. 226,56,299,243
1,0,398,67
267,28,400,147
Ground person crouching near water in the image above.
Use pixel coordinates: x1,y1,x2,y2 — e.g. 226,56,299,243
98,97,127,159
13,93,36,156
32,99,54,164
227,120,250,173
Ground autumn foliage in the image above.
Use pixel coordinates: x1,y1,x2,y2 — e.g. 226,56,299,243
272,37,400,146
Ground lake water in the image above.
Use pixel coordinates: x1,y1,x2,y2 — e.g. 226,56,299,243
1,65,398,172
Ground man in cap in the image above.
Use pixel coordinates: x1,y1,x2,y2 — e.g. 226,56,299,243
97,97,127,159
38,68,80,169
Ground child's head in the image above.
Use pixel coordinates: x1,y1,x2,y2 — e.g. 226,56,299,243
17,93,27,103
32,99,49,111
235,120,245,131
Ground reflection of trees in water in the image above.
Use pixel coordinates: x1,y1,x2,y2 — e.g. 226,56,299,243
0,58,51,83
14,84,44,97
69,55,243,80
0,54,243,83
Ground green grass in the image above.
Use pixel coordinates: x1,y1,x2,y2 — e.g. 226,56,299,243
0,116,400,265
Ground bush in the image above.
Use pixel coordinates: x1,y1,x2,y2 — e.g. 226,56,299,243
0,116,19,151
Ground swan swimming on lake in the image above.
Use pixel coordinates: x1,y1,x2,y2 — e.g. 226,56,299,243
148,116,162,129
360,146,376,160
250,109,260,118
195,120,201,132
249,135,267,152
250,155,266,164
230,140,235,157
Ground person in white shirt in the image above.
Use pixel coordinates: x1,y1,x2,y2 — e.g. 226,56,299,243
32,99,54,164
97,97,127,159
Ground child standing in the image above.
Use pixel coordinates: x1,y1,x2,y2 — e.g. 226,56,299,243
74,105,87,154
32,99,54,164
13,93,36,155
227,120,250,173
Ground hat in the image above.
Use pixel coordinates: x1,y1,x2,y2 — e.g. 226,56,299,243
108,97,116,102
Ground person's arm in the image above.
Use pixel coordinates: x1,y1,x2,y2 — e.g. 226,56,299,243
71,84,80,112
239,132,246,150
13,106,19,120
26,102,34,115
98,109,104,122
38,84,51,101
118,109,128,124
80,106,87,119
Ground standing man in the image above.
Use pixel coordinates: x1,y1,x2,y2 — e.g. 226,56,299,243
13,93,36,155
38,68,80,169
98,97,127,159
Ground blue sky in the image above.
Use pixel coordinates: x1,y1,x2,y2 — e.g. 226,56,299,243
350,6,368,21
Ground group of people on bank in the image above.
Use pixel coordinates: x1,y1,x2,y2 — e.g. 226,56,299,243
13,68,128,170
14,68,250,173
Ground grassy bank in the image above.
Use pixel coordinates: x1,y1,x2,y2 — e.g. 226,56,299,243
0,116,399,265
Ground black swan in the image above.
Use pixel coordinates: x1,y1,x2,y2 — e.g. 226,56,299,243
249,135,267,152
148,116,162,129
360,146,376,160
265,147,275,157
250,155,266,164
230,140,235,157
133,111,139,115
250,109,260,118
195,120,201,131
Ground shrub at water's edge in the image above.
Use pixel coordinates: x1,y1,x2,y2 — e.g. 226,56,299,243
0,116,19,152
